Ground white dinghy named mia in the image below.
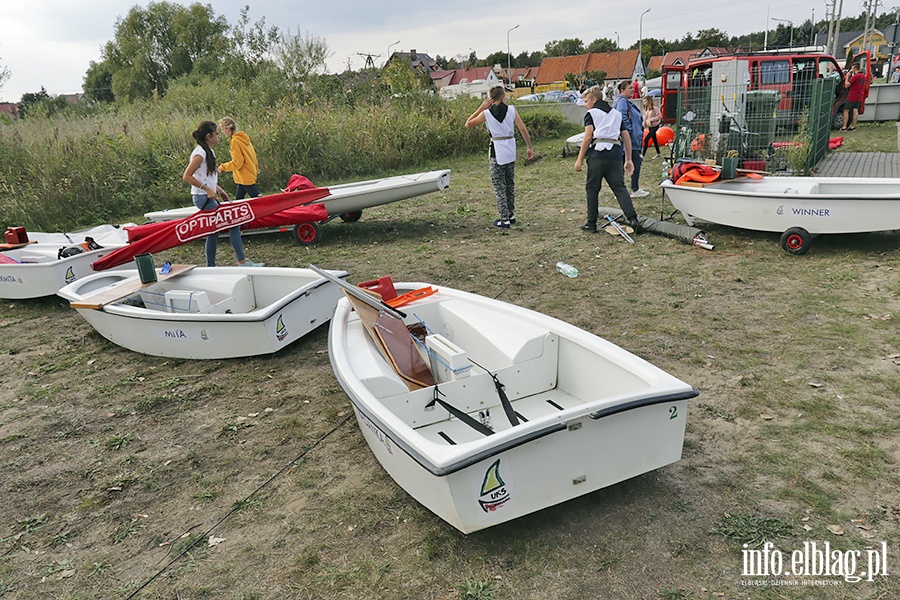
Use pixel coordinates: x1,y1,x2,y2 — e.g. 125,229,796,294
318,266,699,534
58,266,348,359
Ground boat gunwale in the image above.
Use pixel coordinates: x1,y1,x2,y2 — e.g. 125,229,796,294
61,267,348,322
660,178,900,201
344,384,699,477
0,246,127,269
144,170,451,221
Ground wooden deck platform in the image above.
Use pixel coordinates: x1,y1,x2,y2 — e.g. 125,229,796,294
816,152,900,178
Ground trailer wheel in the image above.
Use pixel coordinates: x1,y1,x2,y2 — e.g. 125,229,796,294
780,227,812,255
292,222,322,245
340,210,363,222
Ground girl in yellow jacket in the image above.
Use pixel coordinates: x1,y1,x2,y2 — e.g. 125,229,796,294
218,117,260,199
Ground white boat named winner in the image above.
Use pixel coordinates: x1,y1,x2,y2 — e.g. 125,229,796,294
323,270,699,534
0,224,133,299
661,177,900,254
58,266,348,359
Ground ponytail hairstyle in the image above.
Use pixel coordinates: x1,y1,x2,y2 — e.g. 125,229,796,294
191,121,218,175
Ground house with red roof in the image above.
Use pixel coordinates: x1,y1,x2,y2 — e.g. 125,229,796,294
535,50,641,87
0,103,18,119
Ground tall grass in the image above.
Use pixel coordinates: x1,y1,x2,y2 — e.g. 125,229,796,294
0,81,568,231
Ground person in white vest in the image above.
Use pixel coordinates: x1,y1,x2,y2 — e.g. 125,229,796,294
465,86,534,228
573,85,642,234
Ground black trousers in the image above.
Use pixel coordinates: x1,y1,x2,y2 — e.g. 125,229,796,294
585,154,638,224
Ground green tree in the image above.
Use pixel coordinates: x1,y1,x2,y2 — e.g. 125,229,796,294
17,87,50,119
83,60,115,102
273,29,331,91
544,38,585,57
515,51,544,68
587,37,619,53
380,59,428,95
640,37,667,59
695,28,729,48
226,5,280,81
484,51,513,68
102,1,230,101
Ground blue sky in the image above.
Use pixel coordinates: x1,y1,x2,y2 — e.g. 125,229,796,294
1,0,823,102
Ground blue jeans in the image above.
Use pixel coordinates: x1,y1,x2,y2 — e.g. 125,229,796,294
235,184,260,200
192,194,246,266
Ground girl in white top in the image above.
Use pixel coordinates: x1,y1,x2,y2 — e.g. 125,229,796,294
181,121,263,267
465,86,534,228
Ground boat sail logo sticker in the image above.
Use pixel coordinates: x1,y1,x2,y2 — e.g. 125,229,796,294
275,314,289,341
478,459,512,513
64,266,77,284
776,205,784,215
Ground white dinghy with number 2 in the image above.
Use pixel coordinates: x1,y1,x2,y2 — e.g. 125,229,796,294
316,265,699,534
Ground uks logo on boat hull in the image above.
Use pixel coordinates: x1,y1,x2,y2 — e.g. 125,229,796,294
64,266,77,284
275,314,289,341
175,203,255,243
478,459,512,513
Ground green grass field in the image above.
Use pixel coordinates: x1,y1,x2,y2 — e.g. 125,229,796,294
0,122,897,600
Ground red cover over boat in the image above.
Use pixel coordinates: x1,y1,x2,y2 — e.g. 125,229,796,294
93,187,329,271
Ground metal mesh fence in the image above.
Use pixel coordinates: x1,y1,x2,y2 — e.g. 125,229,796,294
671,65,837,174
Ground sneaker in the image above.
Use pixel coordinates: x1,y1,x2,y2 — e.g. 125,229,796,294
240,259,266,267
580,222,598,233
652,154,660,159
628,218,645,234
508,215,516,225
631,188,650,198
492,219,511,229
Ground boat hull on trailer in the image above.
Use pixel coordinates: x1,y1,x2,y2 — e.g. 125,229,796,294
144,170,452,223
0,225,132,299
58,267,348,359
328,283,699,533
661,177,900,235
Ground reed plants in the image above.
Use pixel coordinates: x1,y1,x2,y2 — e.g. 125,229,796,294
0,81,569,231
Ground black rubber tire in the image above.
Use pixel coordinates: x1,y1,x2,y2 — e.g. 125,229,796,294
780,227,812,255
339,210,363,222
292,222,322,245
832,106,845,130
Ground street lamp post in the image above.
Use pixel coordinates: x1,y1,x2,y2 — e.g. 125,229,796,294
615,31,620,85
507,24,520,88
639,9,651,80
771,18,793,49
386,40,400,67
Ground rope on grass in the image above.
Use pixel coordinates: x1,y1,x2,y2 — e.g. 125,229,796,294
124,413,353,599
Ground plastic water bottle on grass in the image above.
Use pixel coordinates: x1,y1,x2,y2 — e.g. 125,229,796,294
556,262,579,278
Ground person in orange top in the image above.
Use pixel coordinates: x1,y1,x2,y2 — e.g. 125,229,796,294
217,117,260,198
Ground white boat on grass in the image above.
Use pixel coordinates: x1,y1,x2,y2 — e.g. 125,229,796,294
0,224,133,299
321,267,699,534
144,169,451,245
661,177,900,254
58,266,348,359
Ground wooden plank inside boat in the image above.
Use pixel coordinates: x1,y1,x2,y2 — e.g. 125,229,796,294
70,264,196,309
0,240,37,250
344,292,435,390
